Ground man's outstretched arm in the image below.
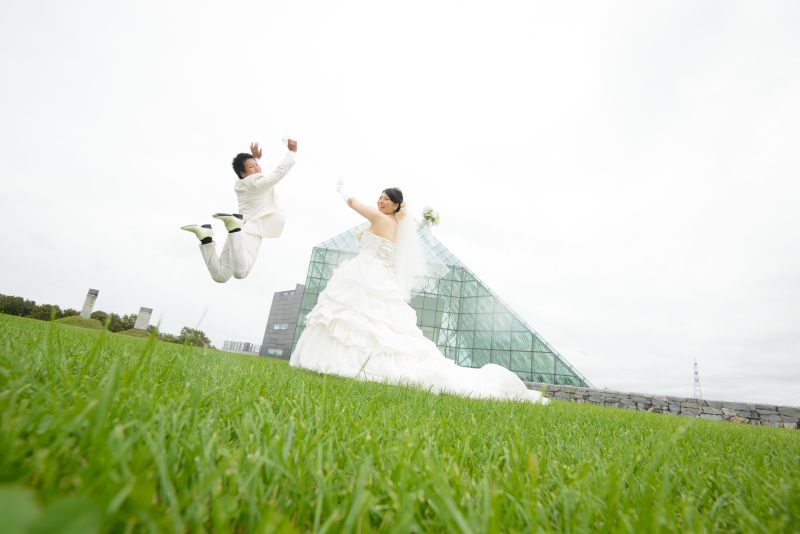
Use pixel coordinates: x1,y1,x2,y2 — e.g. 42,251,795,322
250,139,297,191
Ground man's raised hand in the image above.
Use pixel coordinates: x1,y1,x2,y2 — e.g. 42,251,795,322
287,139,297,152
250,142,263,159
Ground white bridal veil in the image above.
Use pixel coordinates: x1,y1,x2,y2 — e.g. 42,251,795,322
393,207,449,302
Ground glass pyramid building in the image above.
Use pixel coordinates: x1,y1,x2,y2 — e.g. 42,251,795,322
291,224,593,387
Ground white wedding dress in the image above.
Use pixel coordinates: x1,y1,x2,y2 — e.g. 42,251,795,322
290,229,549,404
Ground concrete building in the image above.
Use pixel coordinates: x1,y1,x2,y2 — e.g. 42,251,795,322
222,341,261,355
133,307,153,330
260,284,304,360
79,289,99,319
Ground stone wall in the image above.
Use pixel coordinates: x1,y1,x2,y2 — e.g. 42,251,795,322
523,382,799,429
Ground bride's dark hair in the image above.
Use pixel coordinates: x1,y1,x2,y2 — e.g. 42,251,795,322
382,187,403,213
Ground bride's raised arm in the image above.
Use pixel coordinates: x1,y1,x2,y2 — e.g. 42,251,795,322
336,178,384,224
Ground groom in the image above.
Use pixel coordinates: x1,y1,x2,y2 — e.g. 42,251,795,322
181,139,298,283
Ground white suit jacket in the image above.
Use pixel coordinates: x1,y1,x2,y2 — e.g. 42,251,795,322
234,155,295,238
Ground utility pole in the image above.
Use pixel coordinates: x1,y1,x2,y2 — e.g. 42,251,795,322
693,358,703,399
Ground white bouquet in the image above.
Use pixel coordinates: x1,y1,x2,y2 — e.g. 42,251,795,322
420,206,441,226
419,206,441,242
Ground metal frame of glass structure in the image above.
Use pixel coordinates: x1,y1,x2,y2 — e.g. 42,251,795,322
291,224,593,387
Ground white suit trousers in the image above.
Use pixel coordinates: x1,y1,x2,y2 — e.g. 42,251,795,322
199,231,262,283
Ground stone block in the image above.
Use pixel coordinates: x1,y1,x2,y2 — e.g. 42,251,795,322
630,393,654,399
647,407,663,414
681,408,701,416
680,411,699,417
705,400,723,409
631,396,649,403
722,401,750,411
651,399,668,406
756,409,779,416
736,411,756,419
729,416,748,424
702,408,723,415
561,386,577,393
780,416,800,424
606,402,620,409
749,419,760,425
667,396,687,403
620,398,636,405
686,398,707,406
668,404,682,412
761,414,782,422
588,395,604,403
761,420,781,428
700,414,723,421
755,404,777,411
783,423,798,430
681,402,703,410
548,385,562,392
778,406,800,418
721,408,736,416
651,395,668,401
553,392,571,399
133,307,153,330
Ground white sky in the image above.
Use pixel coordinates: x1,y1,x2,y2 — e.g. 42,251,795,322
1,0,798,405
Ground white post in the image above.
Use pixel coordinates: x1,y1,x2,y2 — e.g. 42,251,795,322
79,289,99,319
133,307,153,330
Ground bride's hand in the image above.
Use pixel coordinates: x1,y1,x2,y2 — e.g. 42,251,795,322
336,177,352,204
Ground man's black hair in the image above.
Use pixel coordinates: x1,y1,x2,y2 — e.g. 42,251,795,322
232,153,256,178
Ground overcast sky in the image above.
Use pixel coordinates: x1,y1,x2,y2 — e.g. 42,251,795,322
1,0,798,406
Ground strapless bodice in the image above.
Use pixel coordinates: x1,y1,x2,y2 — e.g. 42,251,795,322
355,228,396,269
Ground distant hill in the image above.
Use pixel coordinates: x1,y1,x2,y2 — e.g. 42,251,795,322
53,316,104,330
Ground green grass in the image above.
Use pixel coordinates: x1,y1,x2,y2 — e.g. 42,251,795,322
52,315,104,330
0,314,798,533
117,329,152,339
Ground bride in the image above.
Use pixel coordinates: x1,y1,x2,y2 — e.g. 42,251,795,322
289,179,549,404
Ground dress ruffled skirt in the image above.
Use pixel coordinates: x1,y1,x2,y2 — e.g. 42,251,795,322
290,254,549,404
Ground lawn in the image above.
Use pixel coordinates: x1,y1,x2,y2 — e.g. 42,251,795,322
0,314,798,533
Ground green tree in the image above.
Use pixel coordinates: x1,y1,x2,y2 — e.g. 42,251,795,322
177,327,212,348
61,308,80,318
0,294,36,317
120,314,137,331
29,304,63,321
90,311,108,324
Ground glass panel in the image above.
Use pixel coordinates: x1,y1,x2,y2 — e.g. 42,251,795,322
511,351,531,372
462,281,477,297
555,358,575,377
321,264,333,279
491,350,510,368
478,284,492,297
472,349,491,368
475,314,493,331
533,337,549,352
310,262,322,278
421,309,437,326
458,331,474,348
513,370,532,382
511,332,533,351
458,313,475,330
301,293,317,309
513,318,528,331
477,296,493,314
492,332,510,351
438,279,453,296
493,313,512,331
312,248,325,262
533,352,555,374
456,348,472,366
451,280,462,296
325,250,340,264
448,296,460,314
423,297,438,310
474,331,491,349
460,297,476,313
